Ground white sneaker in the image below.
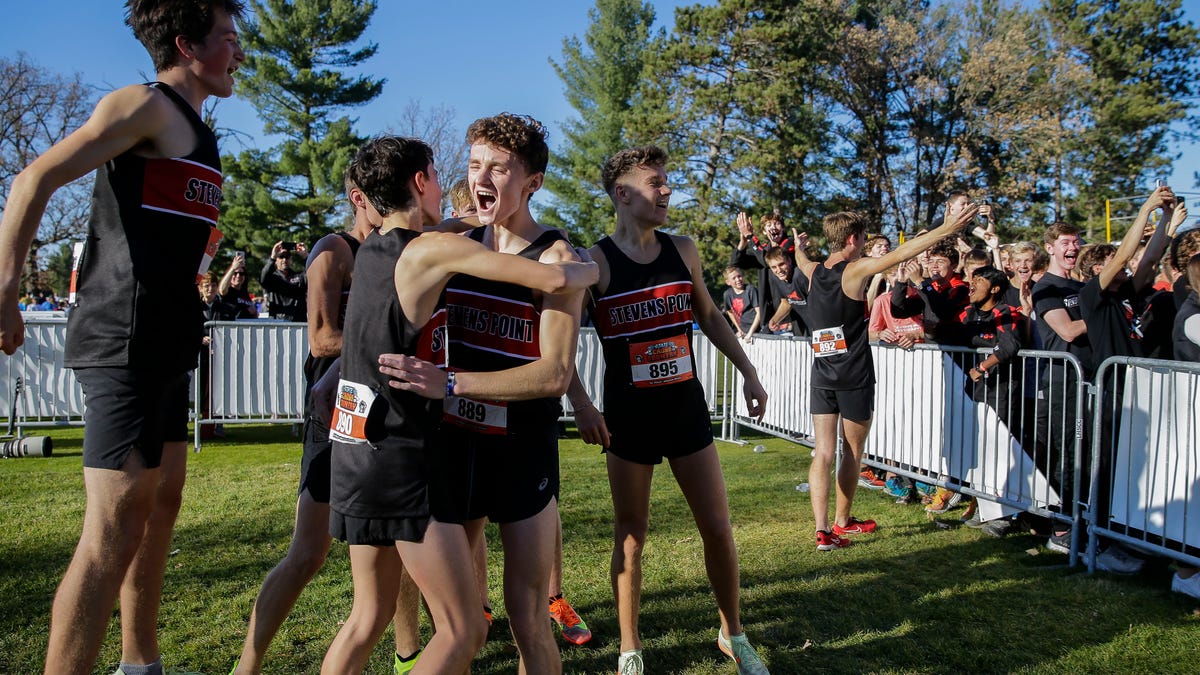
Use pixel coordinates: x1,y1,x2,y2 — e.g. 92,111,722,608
617,649,644,675
1095,544,1145,575
1171,572,1200,600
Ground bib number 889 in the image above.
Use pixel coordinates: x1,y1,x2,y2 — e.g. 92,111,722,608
457,398,487,423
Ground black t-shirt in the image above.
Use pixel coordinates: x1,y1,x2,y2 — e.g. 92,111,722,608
1079,278,1138,380
1133,286,1176,360
1033,272,1093,377
221,286,257,319
766,266,810,336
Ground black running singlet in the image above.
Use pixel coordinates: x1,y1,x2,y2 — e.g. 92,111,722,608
65,82,223,373
806,261,875,389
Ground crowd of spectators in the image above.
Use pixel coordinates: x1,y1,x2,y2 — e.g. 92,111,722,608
726,186,1200,599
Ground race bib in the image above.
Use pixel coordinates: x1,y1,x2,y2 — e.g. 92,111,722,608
629,335,694,388
812,326,848,358
444,395,508,435
329,379,377,444
196,226,223,283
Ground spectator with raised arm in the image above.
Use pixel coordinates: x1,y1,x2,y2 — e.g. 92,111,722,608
260,240,308,321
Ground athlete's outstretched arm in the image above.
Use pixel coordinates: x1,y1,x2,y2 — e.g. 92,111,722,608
841,204,979,299
383,237,589,401
393,232,596,331
675,235,766,421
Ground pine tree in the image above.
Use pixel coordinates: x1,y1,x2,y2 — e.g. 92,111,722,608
1043,0,1200,235
543,0,657,245
220,0,383,259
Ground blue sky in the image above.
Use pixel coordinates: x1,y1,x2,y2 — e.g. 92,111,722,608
3,0,1199,213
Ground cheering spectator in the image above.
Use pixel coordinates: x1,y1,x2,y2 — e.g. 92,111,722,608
219,252,258,319
732,210,794,329
763,245,811,336
260,240,308,321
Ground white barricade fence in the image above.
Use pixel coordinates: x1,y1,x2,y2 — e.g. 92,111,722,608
734,334,815,442
724,338,1086,558
0,317,85,430
203,320,309,424
868,345,1072,527
1088,357,1200,571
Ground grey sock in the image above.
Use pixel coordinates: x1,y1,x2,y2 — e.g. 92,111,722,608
117,659,163,675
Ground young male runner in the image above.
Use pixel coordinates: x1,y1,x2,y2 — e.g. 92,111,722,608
233,170,422,675
423,113,586,674
571,145,770,675
798,204,977,551
316,135,596,674
0,3,245,673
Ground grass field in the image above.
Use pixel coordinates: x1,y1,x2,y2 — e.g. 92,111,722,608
1,424,1197,674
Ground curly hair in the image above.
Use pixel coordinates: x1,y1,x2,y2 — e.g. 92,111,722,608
466,113,549,176
125,0,246,72
602,145,668,197
346,136,433,217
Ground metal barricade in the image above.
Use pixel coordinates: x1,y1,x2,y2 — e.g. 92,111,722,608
733,334,814,443
1087,357,1200,572
0,317,85,431
196,320,309,446
723,338,1090,565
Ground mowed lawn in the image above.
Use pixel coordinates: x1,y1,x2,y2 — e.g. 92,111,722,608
1,424,1197,674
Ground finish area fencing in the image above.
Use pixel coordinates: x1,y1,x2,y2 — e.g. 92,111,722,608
3,318,1196,570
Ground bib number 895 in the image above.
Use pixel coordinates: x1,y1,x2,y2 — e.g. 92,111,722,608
647,361,678,378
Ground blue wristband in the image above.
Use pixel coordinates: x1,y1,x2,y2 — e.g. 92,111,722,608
445,371,456,398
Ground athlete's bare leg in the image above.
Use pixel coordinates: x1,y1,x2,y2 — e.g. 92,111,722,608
669,444,742,638
393,564,422,658
321,544,403,674
235,492,333,674
606,453,655,654
398,521,485,673
548,511,563,597
119,441,188,667
45,451,159,674
497,500,561,675
469,521,491,614
809,413,840,532
834,417,872,528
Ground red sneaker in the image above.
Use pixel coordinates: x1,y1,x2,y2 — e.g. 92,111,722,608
832,517,877,536
816,530,852,550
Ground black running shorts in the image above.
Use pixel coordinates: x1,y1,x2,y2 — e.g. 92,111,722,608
76,367,190,470
298,416,333,503
602,382,713,465
329,510,430,545
431,422,559,524
810,385,875,422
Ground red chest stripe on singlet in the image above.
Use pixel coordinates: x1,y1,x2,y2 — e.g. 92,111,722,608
445,289,540,360
417,307,447,364
594,281,693,338
141,157,223,225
